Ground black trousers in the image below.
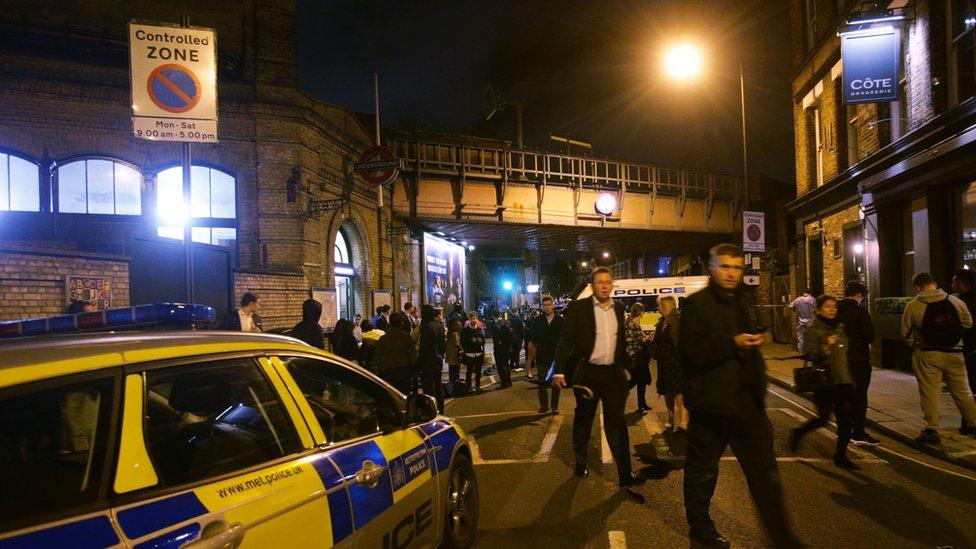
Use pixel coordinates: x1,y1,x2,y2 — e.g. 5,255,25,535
630,379,649,409
421,369,445,413
684,394,796,547
571,364,632,483
966,352,976,397
795,383,856,456
850,362,872,436
510,339,522,370
495,353,512,387
464,354,484,392
537,356,560,410
380,367,413,395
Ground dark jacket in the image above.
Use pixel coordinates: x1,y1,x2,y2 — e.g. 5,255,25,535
835,298,875,368
956,290,976,353
418,319,446,373
460,325,486,354
678,283,766,414
375,328,417,371
553,297,631,387
529,312,566,372
375,314,390,331
492,322,514,358
219,309,243,331
290,301,325,349
804,317,853,386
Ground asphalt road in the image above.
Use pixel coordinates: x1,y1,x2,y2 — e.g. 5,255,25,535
444,368,976,548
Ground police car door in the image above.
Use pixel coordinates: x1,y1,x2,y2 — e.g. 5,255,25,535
275,355,438,548
109,356,338,548
0,371,123,547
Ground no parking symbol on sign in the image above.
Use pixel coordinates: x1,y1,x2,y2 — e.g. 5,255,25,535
129,22,218,142
743,210,765,252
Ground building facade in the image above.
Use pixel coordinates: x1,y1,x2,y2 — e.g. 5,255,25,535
0,1,414,328
789,0,976,367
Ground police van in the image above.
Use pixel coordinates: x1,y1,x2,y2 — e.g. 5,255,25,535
0,304,477,548
576,275,708,332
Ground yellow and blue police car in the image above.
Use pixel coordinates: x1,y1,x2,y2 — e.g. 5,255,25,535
0,304,478,548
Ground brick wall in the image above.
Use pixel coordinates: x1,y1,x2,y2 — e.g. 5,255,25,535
0,247,129,321
233,270,309,331
803,204,861,297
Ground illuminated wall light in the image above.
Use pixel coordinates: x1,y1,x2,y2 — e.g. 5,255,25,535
527,284,540,293
594,192,617,216
853,243,864,254
602,251,610,259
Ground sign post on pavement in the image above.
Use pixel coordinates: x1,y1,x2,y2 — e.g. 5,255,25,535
743,210,765,253
130,19,218,303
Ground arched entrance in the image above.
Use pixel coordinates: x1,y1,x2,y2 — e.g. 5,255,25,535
334,227,355,320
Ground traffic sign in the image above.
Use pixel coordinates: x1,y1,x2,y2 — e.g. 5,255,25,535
743,275,760,286
743,210,765,252
354,145,400,186
129,22,217,143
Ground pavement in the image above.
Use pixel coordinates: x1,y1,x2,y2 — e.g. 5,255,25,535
761,340,976,472
444,359,976,548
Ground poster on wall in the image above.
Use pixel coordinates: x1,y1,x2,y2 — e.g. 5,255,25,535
311,288,338,331
67,276,112,309
422,233,465,308
372,289,392,313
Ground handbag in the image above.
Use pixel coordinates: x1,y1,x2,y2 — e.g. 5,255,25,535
793,358,831,393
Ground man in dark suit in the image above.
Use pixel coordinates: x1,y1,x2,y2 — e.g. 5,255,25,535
529,295,565,414
679,244,800,548
219,292,262,332
553,267,644,496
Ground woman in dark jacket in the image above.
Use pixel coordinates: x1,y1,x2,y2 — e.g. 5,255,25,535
654,295,684,429
492,318,514,389
290,299,325,349
418,305,446,412
330,319,360,364
624,302,653,413
375,312,417,393
790,294,860,469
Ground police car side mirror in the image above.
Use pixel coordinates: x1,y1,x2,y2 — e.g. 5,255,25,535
406,394,439,424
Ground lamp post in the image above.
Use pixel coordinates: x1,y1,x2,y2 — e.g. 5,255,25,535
664,44,749,213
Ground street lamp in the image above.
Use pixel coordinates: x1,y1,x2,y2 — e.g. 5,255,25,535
663,44,749,208
602,251,610,259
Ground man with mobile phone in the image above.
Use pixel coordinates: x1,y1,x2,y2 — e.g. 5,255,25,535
679,244,801,548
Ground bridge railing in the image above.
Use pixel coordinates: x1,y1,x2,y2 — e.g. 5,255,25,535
387,138,741,201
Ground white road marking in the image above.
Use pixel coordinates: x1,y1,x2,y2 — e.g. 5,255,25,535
720,456,883,463
608,530,627,549
768,387,976,482
600,405,613,464
452,410,541,420
533,414,564,463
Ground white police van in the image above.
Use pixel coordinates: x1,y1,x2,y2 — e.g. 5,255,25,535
576,275,708,332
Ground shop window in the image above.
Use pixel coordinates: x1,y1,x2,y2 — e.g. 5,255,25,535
959,182,976,270
951,0,976,105
156,165,237,248
57,159,141,215
846,106,860,166
0,151,40,212
813,106,824,186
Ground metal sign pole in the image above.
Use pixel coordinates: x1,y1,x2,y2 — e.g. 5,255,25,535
182,14,194,303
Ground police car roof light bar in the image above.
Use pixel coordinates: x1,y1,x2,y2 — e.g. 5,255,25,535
0,303,217,338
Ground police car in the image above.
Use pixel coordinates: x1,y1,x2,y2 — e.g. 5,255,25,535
0,304,478,548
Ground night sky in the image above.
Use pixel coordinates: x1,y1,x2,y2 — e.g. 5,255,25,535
297,0,795,184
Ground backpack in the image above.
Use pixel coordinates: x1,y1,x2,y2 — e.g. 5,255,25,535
919,297,964,350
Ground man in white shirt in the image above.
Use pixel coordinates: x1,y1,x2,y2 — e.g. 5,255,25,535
553,267,645,498
220,292,262,333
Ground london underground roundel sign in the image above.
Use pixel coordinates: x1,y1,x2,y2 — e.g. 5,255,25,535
354,146,400,186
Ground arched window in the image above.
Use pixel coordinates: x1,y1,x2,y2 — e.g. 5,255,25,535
335,229,349,264
57,158,141,215
0,151,40,212
156,165,236,247
334,225,356,320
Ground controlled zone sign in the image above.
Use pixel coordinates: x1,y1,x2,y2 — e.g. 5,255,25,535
354,146,401,186
129,22,218,143
743,210,765,252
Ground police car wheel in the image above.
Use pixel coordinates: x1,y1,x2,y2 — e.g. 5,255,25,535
443,454,478,548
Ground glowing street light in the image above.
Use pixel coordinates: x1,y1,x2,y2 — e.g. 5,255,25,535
664,44,703,80
502,280,513,291
602,251,610,259
581,261,589,268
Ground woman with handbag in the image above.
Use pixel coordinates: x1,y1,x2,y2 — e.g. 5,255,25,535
625,302,653,413
654,295,685,431
789,294,860,469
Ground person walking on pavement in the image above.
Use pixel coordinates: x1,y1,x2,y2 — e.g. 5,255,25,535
375,312,417,394
789,294,861,469
461,311,487,394
447,302,466,331
679,244,801,549
789,289,816,354
902,272,976,444
492,317,514,388
510,311,525,373
836,280,880,446
446,320,464,394
553,267,646,500
624,302,653,413
418,305,446,413
951,268,976,402
290,299,326,349
220,292,262,332
655,295,685,429
529,295,565,414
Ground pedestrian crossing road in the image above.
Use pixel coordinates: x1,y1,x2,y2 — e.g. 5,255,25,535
444,368,976,548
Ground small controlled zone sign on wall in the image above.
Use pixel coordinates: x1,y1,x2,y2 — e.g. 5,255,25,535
129,22,218,143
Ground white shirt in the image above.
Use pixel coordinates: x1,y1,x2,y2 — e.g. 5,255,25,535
589,296,618,365
238,309,253,332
